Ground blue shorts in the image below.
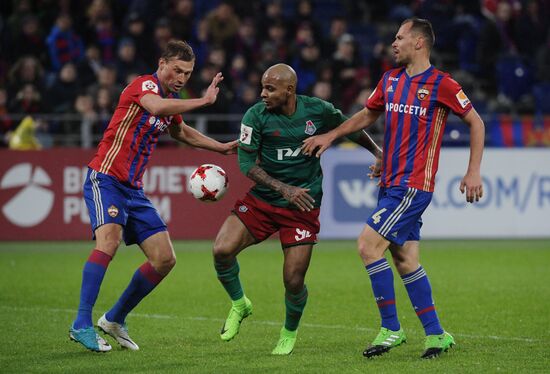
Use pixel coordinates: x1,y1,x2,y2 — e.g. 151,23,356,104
83,168,167,246
366,186,432,246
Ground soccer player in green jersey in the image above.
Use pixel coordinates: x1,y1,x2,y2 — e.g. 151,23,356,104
212,63,382,355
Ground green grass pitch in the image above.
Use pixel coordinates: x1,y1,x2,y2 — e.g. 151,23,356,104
1,240,549,373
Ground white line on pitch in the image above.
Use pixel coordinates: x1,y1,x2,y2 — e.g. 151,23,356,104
1,305,540,343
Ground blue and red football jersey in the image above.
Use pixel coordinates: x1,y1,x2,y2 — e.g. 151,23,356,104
89,74,183,188
366,66,473,192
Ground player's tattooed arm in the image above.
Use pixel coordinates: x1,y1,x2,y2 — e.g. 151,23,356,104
247,166,315,212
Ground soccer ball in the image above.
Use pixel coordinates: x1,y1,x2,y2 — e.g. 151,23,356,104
189,164,228,202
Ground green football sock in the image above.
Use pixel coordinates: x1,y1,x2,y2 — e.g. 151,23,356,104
284,285,308,331
214,258,244,301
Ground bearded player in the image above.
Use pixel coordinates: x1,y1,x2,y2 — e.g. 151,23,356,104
212,63,382,355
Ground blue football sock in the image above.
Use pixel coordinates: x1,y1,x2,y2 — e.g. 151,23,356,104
402,266,444,336
366,258,400,331
73,249,112,329
106,262,165,324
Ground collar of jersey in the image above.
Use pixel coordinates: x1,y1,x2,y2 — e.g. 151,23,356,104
404,65,434,80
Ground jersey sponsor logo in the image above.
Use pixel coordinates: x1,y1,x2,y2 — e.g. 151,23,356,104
277,147,301,160
385,102,427,116
294,228,312,241
455,90,470,108
0,163,54,227
389,76,399,81
386,85,394,93
305,120,317,135
417,88,430,100
240,124,253,145
108,205,119,217
142,80,159,93
149,116,156,125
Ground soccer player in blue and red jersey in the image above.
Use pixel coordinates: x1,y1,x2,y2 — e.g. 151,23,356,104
69,40,237,352
303,18,485,359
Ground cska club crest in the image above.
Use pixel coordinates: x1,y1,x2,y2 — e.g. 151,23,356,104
108,205,119,218
305,120,317,135
417,88,430,100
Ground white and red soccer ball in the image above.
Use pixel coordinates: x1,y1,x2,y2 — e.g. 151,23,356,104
189,164,228,202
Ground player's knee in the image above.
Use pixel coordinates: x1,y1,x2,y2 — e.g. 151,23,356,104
357,240,383,263
284,276,305,294
153,253,176,275
212,240,234,261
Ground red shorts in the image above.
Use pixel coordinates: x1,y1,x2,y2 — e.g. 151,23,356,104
233,193,320,248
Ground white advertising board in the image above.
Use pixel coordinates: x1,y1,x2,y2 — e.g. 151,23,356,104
319,148,550,239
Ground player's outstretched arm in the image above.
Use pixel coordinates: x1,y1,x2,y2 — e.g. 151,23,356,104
459,108,485,203
140,73,224,116
302,107,381,158
238,148,314,212
169,121,237,154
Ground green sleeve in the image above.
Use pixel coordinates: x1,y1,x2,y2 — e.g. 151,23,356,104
238,146,258,176
238,108,261,151
321,99,363,142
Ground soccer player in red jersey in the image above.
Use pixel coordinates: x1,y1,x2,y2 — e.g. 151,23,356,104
70,40,237,352
303,18,485,359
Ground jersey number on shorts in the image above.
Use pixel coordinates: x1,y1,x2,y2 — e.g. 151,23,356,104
371,208,387,225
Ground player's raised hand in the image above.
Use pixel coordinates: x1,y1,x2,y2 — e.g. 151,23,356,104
302,133,335,158
368,157,382,179
204,72,224,105
219,139,238,155
459,171,483,203
280,185,315,212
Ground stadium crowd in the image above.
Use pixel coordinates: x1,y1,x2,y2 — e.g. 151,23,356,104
0,0,549,148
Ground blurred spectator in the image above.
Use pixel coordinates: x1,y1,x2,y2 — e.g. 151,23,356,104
310,81,333,102
232,18,261,66
46,62,80,113
89,14,117,65
169,0,195,41
204,2,240,48
292,42,320,94
331,33,362,110
76,44,102,88
123,12,155,69
7,56,44,98
9,84,43,114
153,18,173,62
228,54,248,94
476,1,518,91
322,17,348,59
46,14,85,71
515,0,548,58
535,34,550,82
87,65,122,101
74,93,97,148
115,38,147,85
9,15,47,64
293,0,323,42
266,21,289,62
191,18,210,68
94,87,114,132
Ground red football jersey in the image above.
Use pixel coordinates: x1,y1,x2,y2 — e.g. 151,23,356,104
89,74,183,188
367,66,472,192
